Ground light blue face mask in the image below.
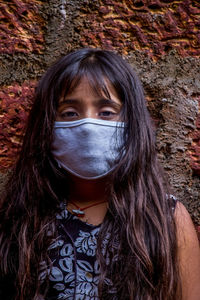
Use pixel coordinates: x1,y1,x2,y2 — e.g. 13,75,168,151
52,118,125,180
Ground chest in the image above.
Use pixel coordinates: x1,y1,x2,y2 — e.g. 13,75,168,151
43,211,101,300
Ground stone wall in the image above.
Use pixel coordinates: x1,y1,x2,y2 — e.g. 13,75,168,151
0,0,199,235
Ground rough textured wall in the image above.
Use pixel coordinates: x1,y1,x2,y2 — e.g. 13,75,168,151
0,0,199,233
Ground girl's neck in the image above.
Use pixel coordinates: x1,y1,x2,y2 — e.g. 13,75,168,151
67,175,110,205
66,175,110,225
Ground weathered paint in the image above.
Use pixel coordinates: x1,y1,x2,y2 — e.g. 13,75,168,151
0,0,46,54
80,0,200,58
189,97,200,176
0,81,36,170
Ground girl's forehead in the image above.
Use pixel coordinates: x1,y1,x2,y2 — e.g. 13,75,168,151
60,76,121,104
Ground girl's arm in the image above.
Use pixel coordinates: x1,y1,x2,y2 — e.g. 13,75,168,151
175,201,200,300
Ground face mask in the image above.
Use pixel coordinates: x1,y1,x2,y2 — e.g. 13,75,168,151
52,118,125,180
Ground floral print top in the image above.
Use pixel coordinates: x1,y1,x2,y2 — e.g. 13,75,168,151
40,196,177,300
41,206,102,300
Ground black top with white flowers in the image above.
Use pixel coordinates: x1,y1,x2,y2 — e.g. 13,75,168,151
40,195,177,300
41,207,102,300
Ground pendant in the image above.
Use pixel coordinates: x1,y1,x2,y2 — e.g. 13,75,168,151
72,209,85,217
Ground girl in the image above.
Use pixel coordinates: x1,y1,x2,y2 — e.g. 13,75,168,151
0,48,200,300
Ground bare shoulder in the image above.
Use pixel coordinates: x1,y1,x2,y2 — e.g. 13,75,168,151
174,201,200,300
174,201,200,247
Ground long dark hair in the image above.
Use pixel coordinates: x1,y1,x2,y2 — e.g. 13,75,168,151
0,48,180,299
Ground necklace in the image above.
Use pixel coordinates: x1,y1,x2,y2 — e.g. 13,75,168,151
69,200,107,217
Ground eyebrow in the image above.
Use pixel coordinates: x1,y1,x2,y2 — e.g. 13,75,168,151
59,98,121,108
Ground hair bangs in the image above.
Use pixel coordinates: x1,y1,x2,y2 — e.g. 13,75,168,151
60,59,116,103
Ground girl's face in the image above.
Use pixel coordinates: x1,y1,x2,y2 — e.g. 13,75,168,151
56,77,122,122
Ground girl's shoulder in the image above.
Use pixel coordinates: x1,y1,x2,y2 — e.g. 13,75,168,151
173,200,200,298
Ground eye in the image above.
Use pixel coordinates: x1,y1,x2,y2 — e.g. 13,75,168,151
61,111,78,117
99,111,115,116
59,110,79,120
99,108,118,120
